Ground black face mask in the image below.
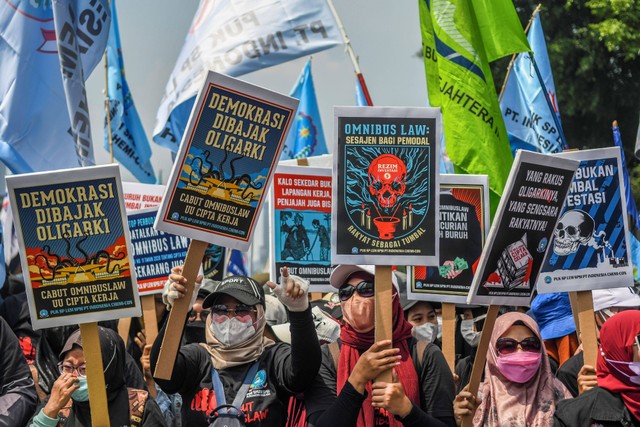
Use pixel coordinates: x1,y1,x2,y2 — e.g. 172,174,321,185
184,321,206,344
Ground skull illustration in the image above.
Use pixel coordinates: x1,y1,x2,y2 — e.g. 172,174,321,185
553,210,595,256
368,154,407,208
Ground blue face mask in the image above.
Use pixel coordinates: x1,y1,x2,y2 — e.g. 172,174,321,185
71,377,89,402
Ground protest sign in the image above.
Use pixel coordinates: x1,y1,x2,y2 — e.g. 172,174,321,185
155,71,298,251
467,151,578,306
409,174,489,304
122,182,165,212
332,106,441,265
536,147,633,293
7,164,140,329
202,243,226,281
270,165,333,292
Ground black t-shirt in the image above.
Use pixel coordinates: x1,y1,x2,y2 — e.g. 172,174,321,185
556,352,583,397
305,339,456,427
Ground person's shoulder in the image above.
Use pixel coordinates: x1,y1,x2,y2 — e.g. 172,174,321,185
554,386,607,422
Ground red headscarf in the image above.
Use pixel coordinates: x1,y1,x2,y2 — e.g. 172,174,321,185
597,310,640,421
337,285,418,427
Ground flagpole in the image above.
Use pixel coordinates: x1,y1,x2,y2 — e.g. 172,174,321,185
326,0,374,106
104,51,114,163
498,4,542,101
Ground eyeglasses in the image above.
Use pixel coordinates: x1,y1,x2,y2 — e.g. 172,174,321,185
338,281,375,302
495,337,541,355
57,362,87,378
188,309,211,320
210,304,257,317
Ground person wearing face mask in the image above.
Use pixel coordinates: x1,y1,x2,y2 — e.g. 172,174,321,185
454,308,486,391
303,264,456,427
553,310,640,427
29,326,165,426
453,312,570,426
150,266,320,426
184,279,220,345
555,286,640,397
403,299,441,347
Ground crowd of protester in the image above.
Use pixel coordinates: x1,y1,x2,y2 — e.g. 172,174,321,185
1,262,640,426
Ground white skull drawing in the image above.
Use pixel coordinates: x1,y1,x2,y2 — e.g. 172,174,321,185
368,154,407,208
553,210,595,256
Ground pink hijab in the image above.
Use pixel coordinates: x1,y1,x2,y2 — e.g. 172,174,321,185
473,312,571,426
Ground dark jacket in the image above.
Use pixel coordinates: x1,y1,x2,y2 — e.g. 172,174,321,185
553,386,640,427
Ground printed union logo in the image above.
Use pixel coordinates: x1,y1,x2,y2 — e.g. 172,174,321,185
351,247,359,254
171,212,179,220
544,276,552,284
537,237,548,252
251,370,267,389
39,309,49,318
7,0,54,22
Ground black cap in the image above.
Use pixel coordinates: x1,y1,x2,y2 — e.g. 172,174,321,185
202,275,265,308
197,278,221,300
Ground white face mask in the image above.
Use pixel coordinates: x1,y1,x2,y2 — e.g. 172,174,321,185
210,315,256,347
413,322,438,343
460,314,486,347
436,315,443,340
605,358,640,385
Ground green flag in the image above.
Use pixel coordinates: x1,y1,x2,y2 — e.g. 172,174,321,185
419,0,530,216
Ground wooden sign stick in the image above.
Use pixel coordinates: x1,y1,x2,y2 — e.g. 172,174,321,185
80,322,110,426
375,266,393,383
153,239,208,379
117,317,131,346
441,302,456,373
141,295,159,345
461,304,499,427
575,290,598,367
568,291,581,339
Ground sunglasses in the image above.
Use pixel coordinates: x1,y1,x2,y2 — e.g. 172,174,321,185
495,337,541,355
338,281,375,302
188,309,211,320
210,304,257,317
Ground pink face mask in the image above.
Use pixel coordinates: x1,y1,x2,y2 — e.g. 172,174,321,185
496,351,542,383
342,294,375,333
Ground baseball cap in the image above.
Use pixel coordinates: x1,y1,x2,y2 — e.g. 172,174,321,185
592,287,640,312
197,278,221,300
202,275,265,308
265,294,288,326
329,265,399,290
270,306,341,345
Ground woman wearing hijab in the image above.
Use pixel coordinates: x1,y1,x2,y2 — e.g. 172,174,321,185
150,267,321,426
29,326,165,426
453,311,570,426
553,310,640,426
303,265,456,427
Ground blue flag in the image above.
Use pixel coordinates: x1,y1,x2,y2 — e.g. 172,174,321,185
105,0,156,183
500,14,564,155
613,122,640,279
281,59,327,160
152,0,342,152
227,249,248,276
0,0,109,173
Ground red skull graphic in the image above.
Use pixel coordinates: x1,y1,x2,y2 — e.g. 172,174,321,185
368,154,407,208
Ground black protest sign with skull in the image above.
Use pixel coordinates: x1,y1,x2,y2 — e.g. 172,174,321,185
467,151,579,307
536,147,634,293
332,107,440,266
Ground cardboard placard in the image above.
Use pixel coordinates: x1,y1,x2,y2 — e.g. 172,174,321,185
7,165,141,329
128,208,189,295
122,182,165,212
332,106,441,265
536,147,634,293
155,71,298,251
467,151,579,306
270,165,334,292
409,174,489,304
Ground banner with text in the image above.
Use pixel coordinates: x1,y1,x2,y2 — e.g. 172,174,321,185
155,72,298,250
409,174,489,304
537,147,633,293
123,182,166,212
468,151,578,306
128,208,190,295
270,165,333,292
7,165,140,329
332,107,441,265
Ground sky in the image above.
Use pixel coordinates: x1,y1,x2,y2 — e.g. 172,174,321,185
86,0,429,183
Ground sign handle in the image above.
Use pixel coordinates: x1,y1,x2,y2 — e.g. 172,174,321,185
568,291,581,339
153,239,208,380
374,265,393,383
80,322,110,426
141,295,160,345
575,290,598,366
441,302,456,373
461,304,499,427
117,317,131,346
